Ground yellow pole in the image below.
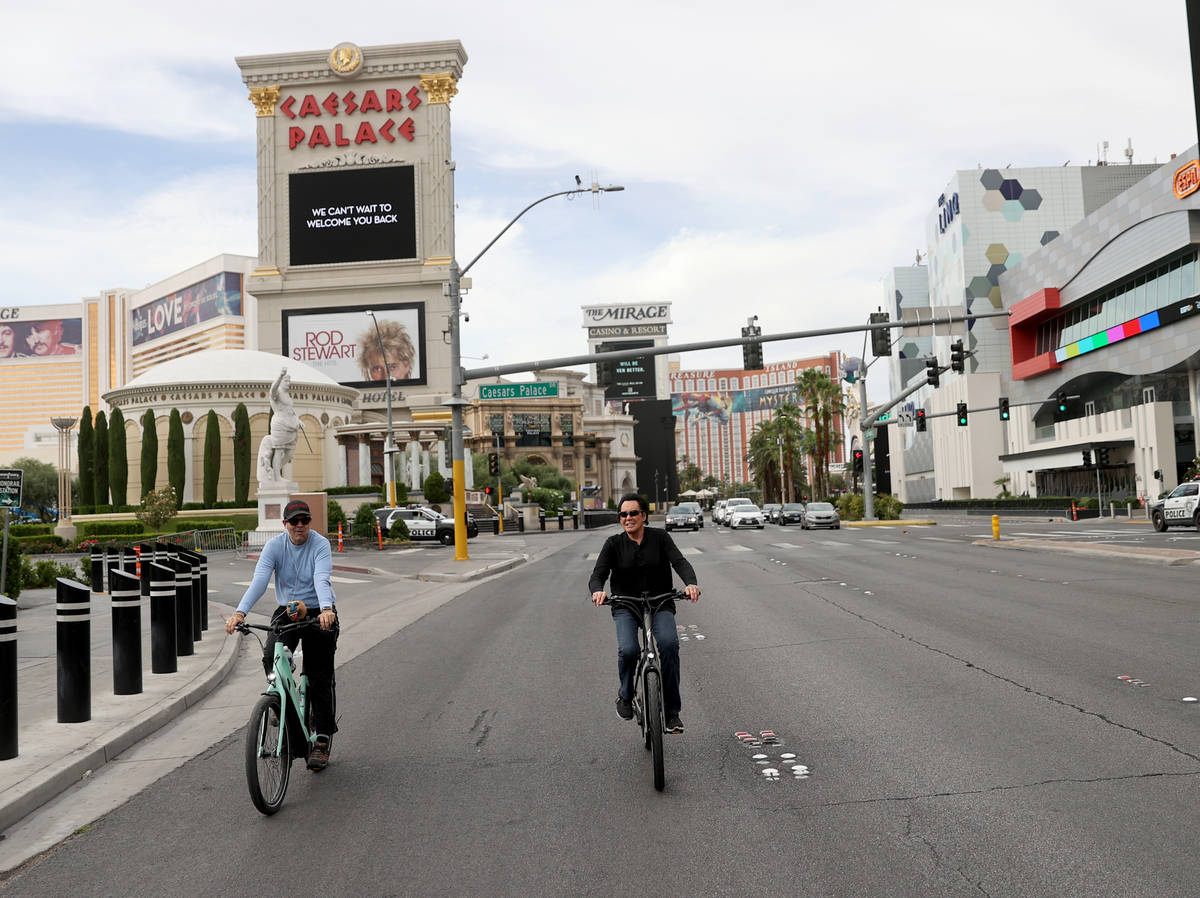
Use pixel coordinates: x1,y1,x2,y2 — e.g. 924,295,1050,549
453,458,468,560
992,514,1000,540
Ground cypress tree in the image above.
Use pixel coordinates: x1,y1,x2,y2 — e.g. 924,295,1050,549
140,409,157,498
94,411,109,509
233,402,250,506
167,409,184,508
203,410,220,507
108,406,128,509
77,407,94,509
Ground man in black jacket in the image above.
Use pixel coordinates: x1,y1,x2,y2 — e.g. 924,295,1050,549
590,493,701,733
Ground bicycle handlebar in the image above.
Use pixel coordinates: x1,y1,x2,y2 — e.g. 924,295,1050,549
601,591,687,611
235,617,321,637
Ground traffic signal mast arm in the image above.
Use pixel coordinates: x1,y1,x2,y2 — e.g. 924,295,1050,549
463,310,1011,380
891,394,1081,423
862,376,930,429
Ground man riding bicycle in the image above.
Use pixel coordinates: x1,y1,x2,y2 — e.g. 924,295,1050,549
590,493,700,733
225,499,339,770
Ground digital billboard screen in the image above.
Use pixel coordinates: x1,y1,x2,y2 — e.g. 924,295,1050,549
130,271,243,346
598,340,655,401
0,317,82,361
282,302,425,388
288,165,417,266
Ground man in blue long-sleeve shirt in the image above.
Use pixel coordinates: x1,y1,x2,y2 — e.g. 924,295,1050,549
225,499,339,770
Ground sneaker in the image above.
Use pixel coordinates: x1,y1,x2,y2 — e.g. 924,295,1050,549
307,735,331,771
665,714,683,733
615,695,634,721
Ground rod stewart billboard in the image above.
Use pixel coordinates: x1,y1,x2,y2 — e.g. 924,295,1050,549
282,302,426,388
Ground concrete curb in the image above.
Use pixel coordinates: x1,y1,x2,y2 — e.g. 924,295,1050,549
972,538,1200,566
0,623,243,835
409,555,529,582
846,519,937,528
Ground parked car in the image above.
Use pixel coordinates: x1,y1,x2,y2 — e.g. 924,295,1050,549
712,500,728,525
762,503,781,523
375,505,478,544
728,504,766,530
721,497,754,526
778,502,805,526
665,502,703,531
801,501,840,530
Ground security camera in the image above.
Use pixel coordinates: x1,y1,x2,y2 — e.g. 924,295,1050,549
463,312,470,322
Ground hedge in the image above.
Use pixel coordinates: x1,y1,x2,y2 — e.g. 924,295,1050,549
78,521,145,537
323,485,386,497
904,496,1079,510
174,519,241,532
10,523,53,537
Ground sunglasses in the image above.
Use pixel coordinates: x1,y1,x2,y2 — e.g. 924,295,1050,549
286,515,312,526
618,510,642,519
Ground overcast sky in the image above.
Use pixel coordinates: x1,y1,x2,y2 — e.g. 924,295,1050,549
2,0,1194,401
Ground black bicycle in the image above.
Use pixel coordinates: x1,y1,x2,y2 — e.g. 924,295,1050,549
603,591,685,791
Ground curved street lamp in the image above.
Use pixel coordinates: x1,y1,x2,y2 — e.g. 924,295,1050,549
446,181,625,560
365,310,397,507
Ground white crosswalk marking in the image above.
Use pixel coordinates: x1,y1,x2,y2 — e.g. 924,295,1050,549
860,538,899,545
770,543,802,549
682,546,704,556
726,544,755,552
816,540,850,548
920,536,960,543
233,576,369,587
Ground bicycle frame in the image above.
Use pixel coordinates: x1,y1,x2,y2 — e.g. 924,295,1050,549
239,618,318,759
606,592,682,735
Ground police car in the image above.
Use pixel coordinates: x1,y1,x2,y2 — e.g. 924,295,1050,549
1147,480,1200,532
375,505,478,544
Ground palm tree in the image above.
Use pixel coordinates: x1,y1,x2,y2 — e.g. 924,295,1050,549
748,404,808,503
748,418,781,502
795,369,847,499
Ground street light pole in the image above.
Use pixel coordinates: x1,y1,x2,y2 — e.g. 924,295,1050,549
446,181,625,560
365,310,396,508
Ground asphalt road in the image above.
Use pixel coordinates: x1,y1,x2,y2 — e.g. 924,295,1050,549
5,521,1200,897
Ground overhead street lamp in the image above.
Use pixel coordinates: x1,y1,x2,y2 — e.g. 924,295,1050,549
446,181,625,560
365,310,397,508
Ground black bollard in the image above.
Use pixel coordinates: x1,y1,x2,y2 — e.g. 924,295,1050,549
90,547,104,593
0,596,16,759
105,547,121,593
138,542,153,599
572,510,579,530
149,562,177,674
518,514,524,533
538,509,545,532
196,551,209,631
56,578,91,723
122,547,137,576
177,549,203,643
109,568,143,695
173,556,194,656
558,510,564,531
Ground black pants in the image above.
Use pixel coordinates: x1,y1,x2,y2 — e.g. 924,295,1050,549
263,605,340,736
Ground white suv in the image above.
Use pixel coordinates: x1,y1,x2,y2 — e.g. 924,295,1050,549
721,498,754,527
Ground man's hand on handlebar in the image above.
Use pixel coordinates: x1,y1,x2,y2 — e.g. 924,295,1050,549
225,610,246,634
592,591,608,607
683,584,700,602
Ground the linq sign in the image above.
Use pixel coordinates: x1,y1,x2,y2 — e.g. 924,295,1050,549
936,192,960,234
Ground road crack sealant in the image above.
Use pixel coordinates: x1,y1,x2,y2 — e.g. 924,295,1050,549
799,583,1200,766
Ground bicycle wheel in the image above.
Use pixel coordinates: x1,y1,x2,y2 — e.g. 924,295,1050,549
644,670,665,791
245,693,291,815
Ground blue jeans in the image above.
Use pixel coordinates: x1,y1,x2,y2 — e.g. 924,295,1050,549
614,607,681,716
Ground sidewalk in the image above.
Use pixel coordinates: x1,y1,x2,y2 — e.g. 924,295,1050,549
0,538,538,840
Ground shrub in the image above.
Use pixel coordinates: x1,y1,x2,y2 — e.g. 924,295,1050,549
79,521,144,537
137,485,179,531
529,486,566,515
21,557,77,590
10,523,52,537
353,503,383,538
388,518,410,541
327,499,348,533
423,471,448,503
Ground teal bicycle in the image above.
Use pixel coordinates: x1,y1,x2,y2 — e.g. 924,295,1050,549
235,604,325,815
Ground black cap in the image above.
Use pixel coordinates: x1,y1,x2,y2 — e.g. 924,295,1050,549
283,499,311,522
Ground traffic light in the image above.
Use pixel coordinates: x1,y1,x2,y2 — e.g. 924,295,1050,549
853,448,864,473
1081,450,1092,467
741,323,763,370
950,339,965,373
925,358,940,388
998,396,1010,421
487,452,500,475
1098,448,1110,466
915,409,927,432
956,401,968,426
1057,392,1068,413
482,485,493,498
869,311,891,357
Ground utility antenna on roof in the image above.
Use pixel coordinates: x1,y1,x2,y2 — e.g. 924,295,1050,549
1124,138,1134,164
